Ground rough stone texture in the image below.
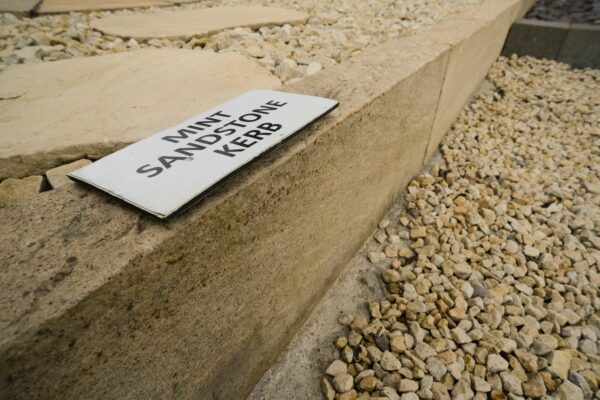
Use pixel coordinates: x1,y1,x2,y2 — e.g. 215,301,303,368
0,1,530,398
0,0,40,14
422,0,535,162
502,19,569,60
0,175,44,208
0,49,281,180
0,25,449,400
46,159,92,189
557,23,600,69
90,6,310,40
38,0,173,13
249,151,447,400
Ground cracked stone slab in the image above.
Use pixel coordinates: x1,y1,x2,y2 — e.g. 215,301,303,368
0,48,281,180
0,0,40,14
90,6,310,40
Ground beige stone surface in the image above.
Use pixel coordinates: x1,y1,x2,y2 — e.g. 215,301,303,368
0,29,449,400
0,0,530,399
421,0,530,162
0,0,40,14
0,176,43,208
46,159,92,189
90,6,310,40
38,0,169,13
0,49,280,180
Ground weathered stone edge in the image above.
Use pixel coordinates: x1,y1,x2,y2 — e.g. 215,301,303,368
0,1,531,399
89,10,311,41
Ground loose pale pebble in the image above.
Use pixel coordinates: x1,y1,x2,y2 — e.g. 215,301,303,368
401,393,419,400
431,382,450,400
500,371,523,395
358,376,378,392
410,226,427,238
414,343,436,360
472,376,491,392
426,357,446,380
322,57,600,400
338,389,358,400
380,351,401,371
451,327,472,344
554,380,584,400
381,387,401,400
522,373,546,397
452,379,474,399
322,377,336,400
487,354,509,372
531,334,559,355
306,61,322,76
568,371,593,399
547,350,571,380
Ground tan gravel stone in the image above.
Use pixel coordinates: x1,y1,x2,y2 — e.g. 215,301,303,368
547,350,571,380
522,373,546,397
322,377,336,400
326,360,347,377
333,373,354,392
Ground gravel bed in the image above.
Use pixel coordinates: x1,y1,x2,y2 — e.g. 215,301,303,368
0,0,481,82
321,55,600,400
525,0,600,24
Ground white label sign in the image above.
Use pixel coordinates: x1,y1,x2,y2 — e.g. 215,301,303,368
69,89,338,219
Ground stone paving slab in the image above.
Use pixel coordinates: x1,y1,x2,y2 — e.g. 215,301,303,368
38,0,170,13
0,0,531,399
503,19,600,69
0,0,40,14
90,6,310,40
0,48,281,180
